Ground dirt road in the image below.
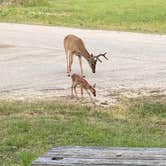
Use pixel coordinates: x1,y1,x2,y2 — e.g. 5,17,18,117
0,23,166,105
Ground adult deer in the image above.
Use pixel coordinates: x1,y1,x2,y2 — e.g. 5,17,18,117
64,34,108,76
71,73,96,104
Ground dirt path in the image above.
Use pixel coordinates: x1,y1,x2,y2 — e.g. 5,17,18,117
0,23,166,105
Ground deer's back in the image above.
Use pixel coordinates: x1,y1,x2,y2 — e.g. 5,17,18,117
64,34,86,53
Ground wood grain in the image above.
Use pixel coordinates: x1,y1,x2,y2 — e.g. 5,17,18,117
32,146,166,166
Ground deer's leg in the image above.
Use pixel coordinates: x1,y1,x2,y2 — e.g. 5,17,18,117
69,51,74,76
65,49,70,75
78,56,84,77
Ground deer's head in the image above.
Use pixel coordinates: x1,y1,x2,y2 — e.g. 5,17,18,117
87,52,108,73
87,54,97,73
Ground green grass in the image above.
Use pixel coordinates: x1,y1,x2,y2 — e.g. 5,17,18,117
0,0,166,33
0,97,166,166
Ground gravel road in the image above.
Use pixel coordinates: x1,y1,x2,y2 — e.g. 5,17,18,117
0,23,166,104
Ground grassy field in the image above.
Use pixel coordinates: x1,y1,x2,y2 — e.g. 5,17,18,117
0,0,166,33
0,96,166,166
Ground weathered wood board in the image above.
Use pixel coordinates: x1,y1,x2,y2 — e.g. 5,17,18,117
32,146,166,166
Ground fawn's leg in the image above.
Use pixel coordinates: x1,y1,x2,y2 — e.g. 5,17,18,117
80,85,83,98
74,84,78,97
85,89,95,105
71,81,74,96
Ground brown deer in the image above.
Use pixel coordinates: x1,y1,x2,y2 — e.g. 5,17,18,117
64,34,108,76
71,73,96,104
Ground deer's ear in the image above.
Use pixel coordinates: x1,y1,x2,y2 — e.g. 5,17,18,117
93,83,96,88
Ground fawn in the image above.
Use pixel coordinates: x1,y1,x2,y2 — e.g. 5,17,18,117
71,73,96,104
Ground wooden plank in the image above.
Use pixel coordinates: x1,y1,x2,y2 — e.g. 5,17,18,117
32,158,166,166
46,147,166,155
32,146,166,166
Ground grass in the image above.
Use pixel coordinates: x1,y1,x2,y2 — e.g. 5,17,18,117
0,97,166,166
0,0,166,33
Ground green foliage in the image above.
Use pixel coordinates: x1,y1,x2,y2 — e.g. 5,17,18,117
0,0,49,6
132,102,166,117
0,0,166,33
19,151,35,166
23,0,49,7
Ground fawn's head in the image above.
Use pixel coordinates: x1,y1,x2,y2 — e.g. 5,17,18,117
89,83,96,97
87,52,108,73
